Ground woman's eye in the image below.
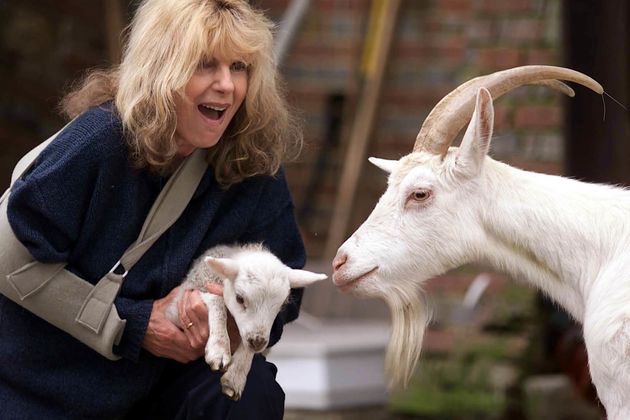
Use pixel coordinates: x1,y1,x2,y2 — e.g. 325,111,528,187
199,59,214,70
231,61,247,72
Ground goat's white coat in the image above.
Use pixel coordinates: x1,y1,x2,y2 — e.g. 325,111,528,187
333,88,630,419
169,243,326,400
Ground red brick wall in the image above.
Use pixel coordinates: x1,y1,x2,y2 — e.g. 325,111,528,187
280,0,565,258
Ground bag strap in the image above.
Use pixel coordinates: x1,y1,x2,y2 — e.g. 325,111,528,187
123,149,209,271
76,148,209,333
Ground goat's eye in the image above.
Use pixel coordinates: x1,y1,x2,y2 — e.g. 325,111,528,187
410,189,431,202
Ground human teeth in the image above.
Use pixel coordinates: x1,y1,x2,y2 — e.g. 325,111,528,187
201,104,227,111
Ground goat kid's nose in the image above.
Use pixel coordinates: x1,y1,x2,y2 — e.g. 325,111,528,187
332,251,348,273
248,336,267,352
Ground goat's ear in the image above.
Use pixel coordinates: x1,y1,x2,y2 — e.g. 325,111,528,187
205,257,240,280
288,269,327,288
455,87,494,176
369,157,399,174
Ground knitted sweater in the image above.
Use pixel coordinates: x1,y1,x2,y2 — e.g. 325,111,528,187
0,103,306,419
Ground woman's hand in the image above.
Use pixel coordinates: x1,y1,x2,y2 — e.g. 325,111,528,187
142,287,206,363
142,283,242,362
177,288,210,351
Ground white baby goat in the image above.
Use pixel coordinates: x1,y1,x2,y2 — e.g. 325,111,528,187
331,66,630,419
169,243,326,400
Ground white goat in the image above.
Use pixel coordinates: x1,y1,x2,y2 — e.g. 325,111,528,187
169,243,326,400
330,66,630,419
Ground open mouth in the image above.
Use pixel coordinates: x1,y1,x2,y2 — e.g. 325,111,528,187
198,104,226,121
338,267,378,293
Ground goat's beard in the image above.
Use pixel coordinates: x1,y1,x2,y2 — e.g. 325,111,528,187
381,284,431,389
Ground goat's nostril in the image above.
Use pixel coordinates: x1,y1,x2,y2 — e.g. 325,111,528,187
332,252,348,272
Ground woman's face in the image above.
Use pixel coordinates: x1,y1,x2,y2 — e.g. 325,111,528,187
174,54,249,156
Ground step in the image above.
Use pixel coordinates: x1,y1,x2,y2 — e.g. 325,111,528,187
267,317,391,409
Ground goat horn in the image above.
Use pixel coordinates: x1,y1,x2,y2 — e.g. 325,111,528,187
413,65,604,155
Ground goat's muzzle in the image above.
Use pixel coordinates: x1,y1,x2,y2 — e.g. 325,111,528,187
333,266,378,294
332,250,354,288
332,251,347,272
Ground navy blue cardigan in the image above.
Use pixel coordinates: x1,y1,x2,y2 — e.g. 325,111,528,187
0,104,306,418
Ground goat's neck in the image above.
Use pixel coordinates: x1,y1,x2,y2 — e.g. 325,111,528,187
476,158,630,321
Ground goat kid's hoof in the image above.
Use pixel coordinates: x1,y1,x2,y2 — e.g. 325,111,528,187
205,349,231,372
220,376,244,401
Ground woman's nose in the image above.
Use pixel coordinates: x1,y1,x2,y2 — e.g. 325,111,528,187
213,65,234,94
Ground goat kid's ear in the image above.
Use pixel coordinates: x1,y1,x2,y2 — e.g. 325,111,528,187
455,87,494,176
288,269,327,288
205,257,240,280
369,157,399,174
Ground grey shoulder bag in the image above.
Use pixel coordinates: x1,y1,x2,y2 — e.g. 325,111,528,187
0,125,208,360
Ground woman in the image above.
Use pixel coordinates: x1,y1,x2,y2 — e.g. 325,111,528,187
0,0,304,419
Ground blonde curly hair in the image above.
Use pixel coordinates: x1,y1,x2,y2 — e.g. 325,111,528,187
61,0,302,185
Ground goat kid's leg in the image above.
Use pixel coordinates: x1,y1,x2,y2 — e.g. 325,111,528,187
220,344,254,401
199,292,231,372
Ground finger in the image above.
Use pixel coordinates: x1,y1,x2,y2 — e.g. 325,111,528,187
178,289,192,329
164,328,200,363
171,315,207,362
181,290,208,349
144,314,202,363
187,291,209,339
206,282,223,296
180,289,197,338
182,290,209,349
178,290,203,350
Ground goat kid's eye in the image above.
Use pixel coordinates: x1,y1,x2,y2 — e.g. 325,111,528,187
408,189,432,204
236,294,246,307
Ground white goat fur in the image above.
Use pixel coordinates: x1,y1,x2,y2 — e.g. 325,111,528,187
169,243,326,400
333,88,630,419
